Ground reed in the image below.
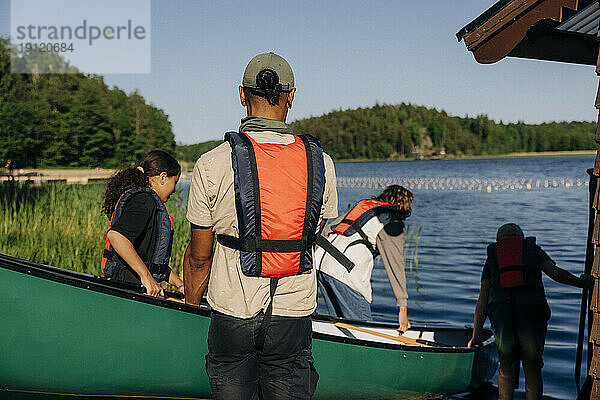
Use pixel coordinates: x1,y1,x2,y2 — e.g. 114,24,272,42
404,225,421,272
0,182,190,278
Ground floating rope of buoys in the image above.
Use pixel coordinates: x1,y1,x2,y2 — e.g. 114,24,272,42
336,177,588,191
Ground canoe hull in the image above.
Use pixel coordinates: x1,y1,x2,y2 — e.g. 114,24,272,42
0,255,497,399
2,266,211,397
313,339,472,399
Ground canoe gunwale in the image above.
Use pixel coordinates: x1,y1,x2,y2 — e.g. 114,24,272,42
0,253,211,317
313,330,482,353
312,316,494,354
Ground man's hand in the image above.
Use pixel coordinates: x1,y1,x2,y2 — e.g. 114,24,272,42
580,274,596,290
177,284,185,295
168,270,185,295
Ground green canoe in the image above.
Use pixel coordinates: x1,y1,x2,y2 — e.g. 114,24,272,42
0,254,497,399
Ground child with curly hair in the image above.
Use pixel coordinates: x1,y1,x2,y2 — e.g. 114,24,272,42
315,185,413,332
101,150,184,297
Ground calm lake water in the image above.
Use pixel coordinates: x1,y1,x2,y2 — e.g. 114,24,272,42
326,156,595,400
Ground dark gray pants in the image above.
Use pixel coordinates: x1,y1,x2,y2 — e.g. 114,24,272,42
206,310,319,400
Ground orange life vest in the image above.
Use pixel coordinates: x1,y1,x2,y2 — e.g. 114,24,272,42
217,131,327,278
332,199,399,256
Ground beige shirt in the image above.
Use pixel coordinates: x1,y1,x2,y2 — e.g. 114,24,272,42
186,131,338,318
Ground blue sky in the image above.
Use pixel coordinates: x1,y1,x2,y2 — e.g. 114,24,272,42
1,0,598,144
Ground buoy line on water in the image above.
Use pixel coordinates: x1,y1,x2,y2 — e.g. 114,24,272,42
336,177,588,191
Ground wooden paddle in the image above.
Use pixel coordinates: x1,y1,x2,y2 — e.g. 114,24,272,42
334,321,431,347
165,296,185,304
164,290,185,303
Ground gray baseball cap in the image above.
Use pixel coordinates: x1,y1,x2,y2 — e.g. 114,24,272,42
242,52,294,91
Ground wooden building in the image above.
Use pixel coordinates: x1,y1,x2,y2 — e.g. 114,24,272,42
457,0,600,398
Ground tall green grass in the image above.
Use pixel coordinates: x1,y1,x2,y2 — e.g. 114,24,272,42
0,182,190,277
1,182,421,279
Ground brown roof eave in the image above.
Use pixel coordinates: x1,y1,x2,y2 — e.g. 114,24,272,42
457,0,580,64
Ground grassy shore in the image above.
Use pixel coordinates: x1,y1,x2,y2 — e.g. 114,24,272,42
0,182,190,280
454,149,596,160
334,149,597,162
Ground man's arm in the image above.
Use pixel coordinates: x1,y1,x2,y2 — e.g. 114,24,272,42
183,226,214,306
468,278,490,347
318,219,328,234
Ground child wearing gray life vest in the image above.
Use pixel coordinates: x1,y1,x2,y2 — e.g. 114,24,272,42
468,223,594,400
101,150,184,297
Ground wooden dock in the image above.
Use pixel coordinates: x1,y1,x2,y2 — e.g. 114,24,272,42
0,169,114,184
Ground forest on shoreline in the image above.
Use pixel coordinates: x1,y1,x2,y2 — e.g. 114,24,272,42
0,38,176,169
177,104,596,163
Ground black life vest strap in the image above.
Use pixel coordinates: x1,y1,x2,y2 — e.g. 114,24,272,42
498,264,526,274
217,235,311,252
350,220,379,257
314,235,355,272
218,234,355,272
255,277,279,351
299,135,315,255
103,249,168,276
241,132,264,275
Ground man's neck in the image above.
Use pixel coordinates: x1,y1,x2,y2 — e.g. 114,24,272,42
247,108,287,122
239,115,294,134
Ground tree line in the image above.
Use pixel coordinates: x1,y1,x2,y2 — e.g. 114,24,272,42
290,103,596,160
177,103,596,163
0,38,175,169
